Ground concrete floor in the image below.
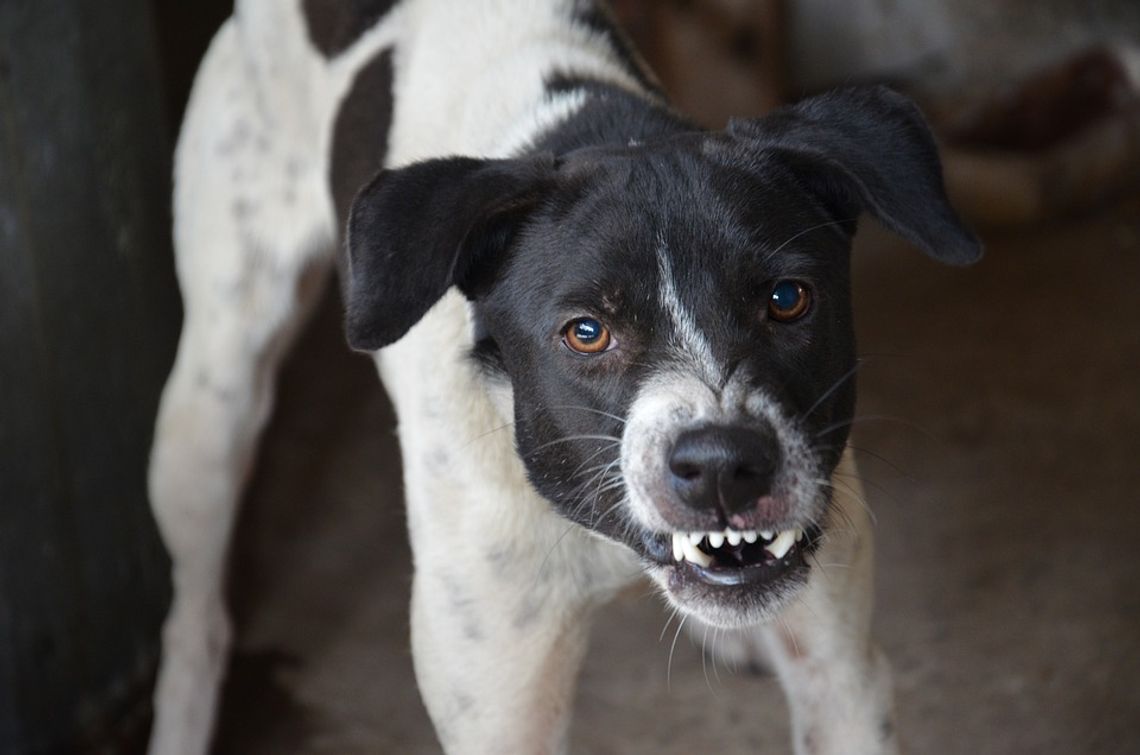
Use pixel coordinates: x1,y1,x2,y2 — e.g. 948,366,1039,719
213,196,1140,754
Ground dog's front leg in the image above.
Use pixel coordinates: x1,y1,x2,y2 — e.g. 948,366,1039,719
403,478,633,754
411,573,588,755
763,594,898,755
763,458,899,755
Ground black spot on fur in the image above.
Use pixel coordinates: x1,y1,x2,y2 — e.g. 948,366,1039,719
513,592,545,629
302,0,397,58
880,714,895,742
231,198,256,220
452,691,475,716
330,48,394,234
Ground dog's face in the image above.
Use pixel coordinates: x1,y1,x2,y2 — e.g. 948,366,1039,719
471,145,858,625
345,87,980,626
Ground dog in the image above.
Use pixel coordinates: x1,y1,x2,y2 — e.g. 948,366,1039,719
147,1,981,753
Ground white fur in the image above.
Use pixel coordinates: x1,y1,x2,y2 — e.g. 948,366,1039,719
655,234,721,384
149,1,895,753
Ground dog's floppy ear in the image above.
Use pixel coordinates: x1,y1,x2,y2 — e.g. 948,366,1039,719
344,155,554,351
727,86,982,265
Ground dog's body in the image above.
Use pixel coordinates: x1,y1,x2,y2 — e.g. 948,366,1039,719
148,1,979,753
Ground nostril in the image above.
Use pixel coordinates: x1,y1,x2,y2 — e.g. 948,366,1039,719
733,465,760,481
671,462,702,481
731,459,774,482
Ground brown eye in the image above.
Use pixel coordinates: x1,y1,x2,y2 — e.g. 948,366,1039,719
563,317,612,354
768,280,812,322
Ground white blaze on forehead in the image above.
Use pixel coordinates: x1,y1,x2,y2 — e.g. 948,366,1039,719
656,235,720,384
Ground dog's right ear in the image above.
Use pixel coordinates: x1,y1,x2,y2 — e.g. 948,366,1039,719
726,86,982,266
344,155,554,351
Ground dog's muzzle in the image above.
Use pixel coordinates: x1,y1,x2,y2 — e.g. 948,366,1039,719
658,422,815,580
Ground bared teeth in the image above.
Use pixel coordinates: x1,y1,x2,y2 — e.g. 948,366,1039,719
764,529,801,560
671,532,712,566
672,526,806,567
680,535,712,567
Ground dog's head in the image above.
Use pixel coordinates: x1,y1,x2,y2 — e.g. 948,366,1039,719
344,87,980,626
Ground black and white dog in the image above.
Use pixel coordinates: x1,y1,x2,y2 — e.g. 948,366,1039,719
148,1,980,753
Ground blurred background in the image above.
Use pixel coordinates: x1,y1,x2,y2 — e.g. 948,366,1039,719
1,0,1138,752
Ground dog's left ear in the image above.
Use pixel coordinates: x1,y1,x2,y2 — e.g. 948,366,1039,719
727,86,982,265
344,155,554,351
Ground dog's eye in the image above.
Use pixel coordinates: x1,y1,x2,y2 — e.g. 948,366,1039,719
768,280,812,322
563,318,612,354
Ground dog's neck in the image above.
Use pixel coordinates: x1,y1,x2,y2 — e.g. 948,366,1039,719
527,79,696,156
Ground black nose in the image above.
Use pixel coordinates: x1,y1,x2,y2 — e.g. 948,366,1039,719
668,425,780,515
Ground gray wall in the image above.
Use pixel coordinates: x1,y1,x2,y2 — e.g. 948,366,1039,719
0,0,180,749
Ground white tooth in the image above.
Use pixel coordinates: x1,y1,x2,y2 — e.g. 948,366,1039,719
681,537,713,567
742,530,758,544
795,528,804,542
672,533,684,561
726,529,742,546
760,529,774,541
765,529,797,560
708,531,725,548
688,532,703,546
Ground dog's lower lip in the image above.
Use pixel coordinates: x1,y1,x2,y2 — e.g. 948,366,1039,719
679,556,801,586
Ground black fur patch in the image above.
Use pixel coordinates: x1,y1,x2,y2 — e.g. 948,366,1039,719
302,0,397,58
330,48,394,233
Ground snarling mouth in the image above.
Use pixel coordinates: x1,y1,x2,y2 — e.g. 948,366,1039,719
658,526,820,586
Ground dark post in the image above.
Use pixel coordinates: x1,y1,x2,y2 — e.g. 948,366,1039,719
0,0,180,750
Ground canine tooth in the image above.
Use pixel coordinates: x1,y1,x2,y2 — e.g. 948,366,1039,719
760,529,774,541
795,528,804,542
765,529,797,560
726,529,742,546
688,532,703,546
742,530,759,544
708,531,725,549
672,533,684,561
680,537,713,567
